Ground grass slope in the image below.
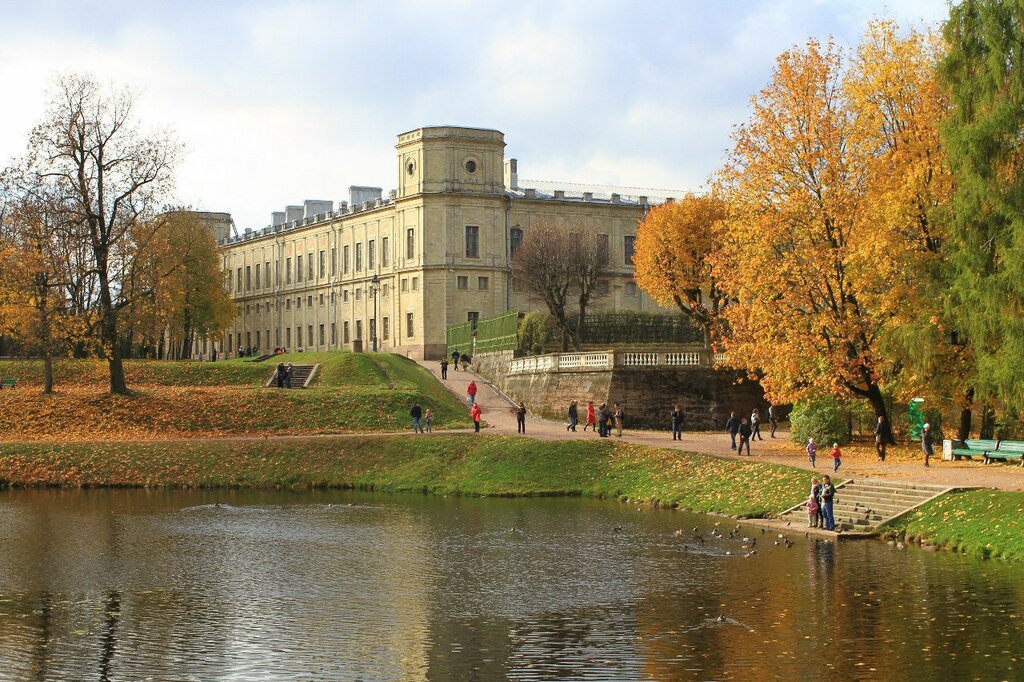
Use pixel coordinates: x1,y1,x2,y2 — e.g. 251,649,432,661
0,436,812,518
0,352,470,440
885,489,1024,561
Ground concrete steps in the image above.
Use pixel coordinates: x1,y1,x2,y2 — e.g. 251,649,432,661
778,478,953,533
265,363,319,388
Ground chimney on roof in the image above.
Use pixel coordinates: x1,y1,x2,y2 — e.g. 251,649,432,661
285,205,303,223
271,211,286,226
554,190,565,199
583,192,593,201
504,158,518,191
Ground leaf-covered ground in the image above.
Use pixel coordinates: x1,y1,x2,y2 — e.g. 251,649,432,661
0,353,470,440
0,435,813,518
886,489,1024,561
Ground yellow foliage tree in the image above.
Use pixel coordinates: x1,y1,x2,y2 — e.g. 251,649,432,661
632,194,729,342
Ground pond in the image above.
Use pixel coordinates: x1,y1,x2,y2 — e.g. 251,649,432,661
0,488,1020,680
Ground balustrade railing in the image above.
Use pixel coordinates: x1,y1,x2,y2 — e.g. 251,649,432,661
508,349,711,374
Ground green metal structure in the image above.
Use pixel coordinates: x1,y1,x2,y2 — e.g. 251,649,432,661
446,310,519,357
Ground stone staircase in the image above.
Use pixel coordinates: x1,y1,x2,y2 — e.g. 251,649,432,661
265,363,319,388
778,478,952,532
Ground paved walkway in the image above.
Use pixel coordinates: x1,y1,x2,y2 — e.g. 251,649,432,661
421,358,1024,492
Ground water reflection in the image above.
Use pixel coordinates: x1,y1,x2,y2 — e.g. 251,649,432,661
0,488,1021,680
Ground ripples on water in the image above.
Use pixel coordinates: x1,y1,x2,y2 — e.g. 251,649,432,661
0,488,1021,681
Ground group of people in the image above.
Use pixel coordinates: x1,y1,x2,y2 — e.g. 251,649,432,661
409,403,434,433
274,362,295,388
725,407,777,455
565,400,625,437
806,475,837,530
804,439,843,472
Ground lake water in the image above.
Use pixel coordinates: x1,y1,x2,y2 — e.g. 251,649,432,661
0,488,1020,681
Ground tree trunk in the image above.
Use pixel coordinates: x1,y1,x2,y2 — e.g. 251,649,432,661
43,352,53,395
863,383,896,445
957,388,974,442
979,404,995,439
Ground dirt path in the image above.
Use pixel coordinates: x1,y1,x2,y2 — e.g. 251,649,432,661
422,358,1024,492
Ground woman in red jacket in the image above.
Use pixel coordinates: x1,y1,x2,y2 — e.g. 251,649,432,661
470,402,482,432
584,401,596,432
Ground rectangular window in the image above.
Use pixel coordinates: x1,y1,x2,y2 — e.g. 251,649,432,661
368,239,375,270
624,235,635,265
356,320,363,341
355,242,362,271
286,298,291,311
355,288,362,301
264,261,270,287
468,311,480,327
510,227,523,254
296,297,302,309
286,328,291,348
254,263,261,289
406,228,414,259
307,252,314,280
246,331,251,349
343,321,350,344
319,250,326,278
331,247,337,276
343,289,349,303
626,281,638,296
307,325,313,347
319,324,325,345
382,317,390,341
382,237,389,267
286,257,292,284
457,275,468,290
296,255,303,282
382,283,389,298
276,328,281,346
245,265,251,290
478,276,489,290
319,293,324,306
401,278,409,292
343,245,350,274
369,319,376,343
331,322,337,345
236,268,243,291
412,276,419,291
598,234,610,265
227,333,233,352
275,260,280,287
307,295,313,307
406,312,414,338
465,225,479,258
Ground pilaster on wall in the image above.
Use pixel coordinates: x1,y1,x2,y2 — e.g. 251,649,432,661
471,349,766,430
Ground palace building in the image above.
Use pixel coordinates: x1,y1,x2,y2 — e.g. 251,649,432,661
214,126,681,360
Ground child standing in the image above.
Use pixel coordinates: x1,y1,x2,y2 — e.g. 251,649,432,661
831,442,842,472
810,477,822,528
424,408,433,433
806,492,820,528
806,438,817,467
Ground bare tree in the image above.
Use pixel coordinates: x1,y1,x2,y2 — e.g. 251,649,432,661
21,74,180,393
511,221,610,350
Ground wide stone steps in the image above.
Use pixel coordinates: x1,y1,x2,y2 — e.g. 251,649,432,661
265,364,319,388
778,478,952,533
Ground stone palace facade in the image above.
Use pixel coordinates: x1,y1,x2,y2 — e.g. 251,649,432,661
212,126,680,360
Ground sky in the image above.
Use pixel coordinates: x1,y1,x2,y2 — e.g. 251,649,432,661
0,0,950,232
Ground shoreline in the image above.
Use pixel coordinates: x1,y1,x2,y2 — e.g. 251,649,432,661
0,433,1020,561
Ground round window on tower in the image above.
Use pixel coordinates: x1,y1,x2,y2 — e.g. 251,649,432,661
464,159,477,174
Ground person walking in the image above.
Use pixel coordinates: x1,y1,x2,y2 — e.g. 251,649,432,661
671,404,684,441
831,442,842,472
726,412,740,450
410,403,423,433
737,417,752,455
467,380,478,406
284,363,294,389
516,401,527,434
874,415,891,461
470,402,482,433
440,358,449,380
751,408,763,440
922,423,934,467
567,400,579,432
820,475,836,531
276,361,286,388
461,354,471,371
451,349,461,371
768,404,778,438
424,408,433,433
806,437,817,468
598,403,612,438
613,403,624,437
584,401,597,433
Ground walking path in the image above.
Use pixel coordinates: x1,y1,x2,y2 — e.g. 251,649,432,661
421,358,1024,493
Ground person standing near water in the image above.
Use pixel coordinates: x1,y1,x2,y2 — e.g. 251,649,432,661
874,415,891,461
820,475,836,531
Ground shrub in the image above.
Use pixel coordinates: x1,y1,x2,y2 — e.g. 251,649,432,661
517,312,552,355
790,396,851,446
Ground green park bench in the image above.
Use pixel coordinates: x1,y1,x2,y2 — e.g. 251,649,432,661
950,439,999,461
0,378,15,389
984,441,1024,466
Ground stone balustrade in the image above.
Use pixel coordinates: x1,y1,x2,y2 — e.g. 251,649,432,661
508,349,722,375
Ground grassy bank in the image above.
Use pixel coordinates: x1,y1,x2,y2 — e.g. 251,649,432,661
0,435,812,517
0,352,470,440
885,489,1024,561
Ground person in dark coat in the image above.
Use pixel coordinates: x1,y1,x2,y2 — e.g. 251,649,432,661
874,416,892,461
516,401,527,434
410,403,423,433
737,418,752,456
922,423,934,467
440,358,449,380
768,404,778,438
451,349,461,371
726,412,740,450
598,403,612,437
671,404,684,441
276,362,286,388
284,363,293,389
567,400,578,432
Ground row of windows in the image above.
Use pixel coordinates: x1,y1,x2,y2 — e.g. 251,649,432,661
225,312,414,353
230,231,415,293
491,226,636,266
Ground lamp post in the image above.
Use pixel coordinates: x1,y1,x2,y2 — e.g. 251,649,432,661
370,273,379,352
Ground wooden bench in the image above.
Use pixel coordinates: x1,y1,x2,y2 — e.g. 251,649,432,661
950,438,999,461
0,378,15,389
985,441,1024,467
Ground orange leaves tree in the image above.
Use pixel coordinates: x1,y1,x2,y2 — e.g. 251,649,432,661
632,194,729,343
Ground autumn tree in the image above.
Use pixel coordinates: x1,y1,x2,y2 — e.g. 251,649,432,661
511,220,609,351
940,0,1024,415
20,74,180,393
632,193,729,344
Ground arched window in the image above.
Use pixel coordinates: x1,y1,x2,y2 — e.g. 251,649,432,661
510,227,524,255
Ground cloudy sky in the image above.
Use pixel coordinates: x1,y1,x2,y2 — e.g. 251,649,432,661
0,0,949,231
